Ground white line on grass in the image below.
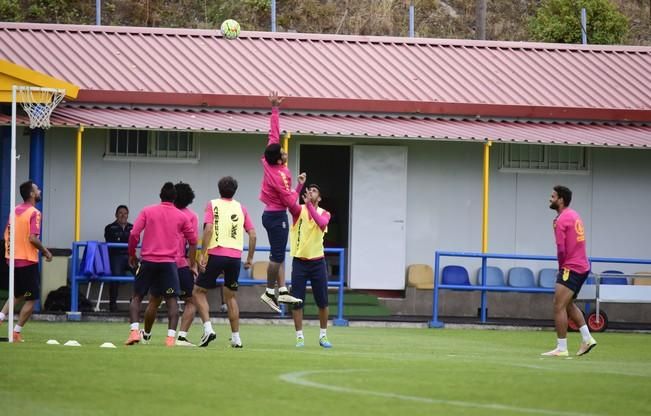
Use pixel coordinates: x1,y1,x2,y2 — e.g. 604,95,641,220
279,369,599,416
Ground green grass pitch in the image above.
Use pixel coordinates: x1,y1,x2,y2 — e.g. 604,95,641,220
1,322,650,415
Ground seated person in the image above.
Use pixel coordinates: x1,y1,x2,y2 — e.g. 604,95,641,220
103,205,133,312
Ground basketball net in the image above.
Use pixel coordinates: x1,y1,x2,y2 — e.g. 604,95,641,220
17,86,65,129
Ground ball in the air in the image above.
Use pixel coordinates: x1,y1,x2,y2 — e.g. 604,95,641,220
221,19,241,40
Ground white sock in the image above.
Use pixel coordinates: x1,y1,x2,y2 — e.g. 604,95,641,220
203,321,213,333
178,331,188,338
266,288,275,295
0,312,6,321
296,330,304,338
130,322,139,331
14,324,22,333
320,328,327,338
279,286,288,293
557,338,567,351
167,329,176,338
231,332,241,343
579,325,592,342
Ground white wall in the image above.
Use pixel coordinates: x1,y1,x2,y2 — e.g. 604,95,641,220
7,127,31,203
402,141,651,282
43,128,296,269
41,129,651,287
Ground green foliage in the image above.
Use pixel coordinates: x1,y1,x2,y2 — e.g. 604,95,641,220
529,0,629,44
0,0,21,20
0,1,647,45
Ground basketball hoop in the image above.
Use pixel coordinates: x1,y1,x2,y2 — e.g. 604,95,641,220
16,86,65,129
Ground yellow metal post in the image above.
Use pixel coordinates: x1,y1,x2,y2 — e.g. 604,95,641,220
482,141,492,253
282,131,291,165
74,126,84,241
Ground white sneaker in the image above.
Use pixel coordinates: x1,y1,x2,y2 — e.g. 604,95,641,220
199,331,216,348
576,337,597,356
278,292,303,305
139,329,151,345
175,337,196,347
541,348,569,357
231,340,243,349
260,292,282,313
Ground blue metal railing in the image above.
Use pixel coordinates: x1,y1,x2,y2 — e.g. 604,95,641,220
69,241,348,326
429,250,651,328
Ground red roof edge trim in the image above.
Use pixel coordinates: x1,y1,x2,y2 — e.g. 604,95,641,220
76,90,651,122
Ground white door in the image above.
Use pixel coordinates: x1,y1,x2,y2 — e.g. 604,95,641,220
349,145,407,289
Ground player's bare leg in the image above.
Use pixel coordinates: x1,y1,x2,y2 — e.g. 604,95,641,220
541,284,573,356
224,287,242,348
176,297,197,346
193,286,216,347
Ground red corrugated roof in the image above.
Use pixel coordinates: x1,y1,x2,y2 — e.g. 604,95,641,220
1,23,650,121
1,105,648,148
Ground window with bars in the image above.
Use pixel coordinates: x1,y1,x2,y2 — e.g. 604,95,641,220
105,130,198,160
499,144,590,172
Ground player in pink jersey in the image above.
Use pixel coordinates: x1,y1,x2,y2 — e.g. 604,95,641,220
139,182,200,346
542,185,597,357
258,91,305,312
125,182,197,347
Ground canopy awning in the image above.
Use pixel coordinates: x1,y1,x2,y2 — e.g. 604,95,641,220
1,105,650,149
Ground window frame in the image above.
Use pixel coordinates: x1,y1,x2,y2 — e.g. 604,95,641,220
104,129,200,163
499,143,591,174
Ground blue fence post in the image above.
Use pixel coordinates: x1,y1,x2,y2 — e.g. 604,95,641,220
480,256,487,323
333,248,348,326
67,242,82,321
428,251,444,328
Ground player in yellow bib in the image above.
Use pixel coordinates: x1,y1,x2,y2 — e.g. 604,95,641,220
193,176,256,348
288,184,332,348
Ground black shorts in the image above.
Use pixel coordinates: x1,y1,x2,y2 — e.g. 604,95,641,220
262,210,288,263
556,268,590,298
195,255,241,291
290,258,329,310
14,263,40,300
177,266,194,299
133,261,179,298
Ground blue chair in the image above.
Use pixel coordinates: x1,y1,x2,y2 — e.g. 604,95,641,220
538,268,557,288
441,265,471,286
599,270,627,285
508,267,535,287
476,266,505,286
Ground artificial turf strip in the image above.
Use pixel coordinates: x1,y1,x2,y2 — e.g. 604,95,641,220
1,322,649,416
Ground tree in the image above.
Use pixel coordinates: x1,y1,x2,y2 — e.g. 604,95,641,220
529,0,629,44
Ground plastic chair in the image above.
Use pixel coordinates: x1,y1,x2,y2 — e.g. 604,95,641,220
250,261,269,280
633,272,651,286
508,267,535,287
441,265,471,286
538,268,557,288
476,266,505,286
598,270,627,285
406,264,434,289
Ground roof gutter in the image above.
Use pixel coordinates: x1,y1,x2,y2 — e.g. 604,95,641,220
76,90,651,123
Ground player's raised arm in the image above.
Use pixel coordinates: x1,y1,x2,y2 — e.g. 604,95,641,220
267,91,284,147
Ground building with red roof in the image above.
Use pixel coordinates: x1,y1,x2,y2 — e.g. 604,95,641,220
1,23,650,291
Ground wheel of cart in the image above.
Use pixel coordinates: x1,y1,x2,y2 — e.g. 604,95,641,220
586,309,608,332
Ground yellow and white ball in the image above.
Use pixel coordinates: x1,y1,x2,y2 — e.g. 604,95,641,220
221,19,241,40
